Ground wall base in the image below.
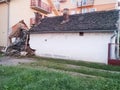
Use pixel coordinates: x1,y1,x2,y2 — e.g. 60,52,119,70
108,59,120,66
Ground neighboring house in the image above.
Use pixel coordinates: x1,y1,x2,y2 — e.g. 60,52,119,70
30,10,120,64
0,0,9,47
53,0,118,15
0,0,52,46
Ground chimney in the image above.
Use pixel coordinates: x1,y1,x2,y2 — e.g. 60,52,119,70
34,12,42,25
61,8,69,24
118,2,120,6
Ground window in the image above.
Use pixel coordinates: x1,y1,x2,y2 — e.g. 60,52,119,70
77,1,82,7
71,0,77,4
79,32,84,36
82,8,87,13
118,1,120,9
54,3,60,10
89,8,96,12
82,0,87,5
89,0,94,3
71,10,76,14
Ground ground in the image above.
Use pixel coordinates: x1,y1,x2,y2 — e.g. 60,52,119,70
0,55,120,90
0,56,36,66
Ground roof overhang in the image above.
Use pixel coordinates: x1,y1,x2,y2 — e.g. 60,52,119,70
30,29,115,34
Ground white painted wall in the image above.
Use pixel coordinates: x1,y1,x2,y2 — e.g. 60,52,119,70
9,0,35,28
0,3,8,46
30,32,112,64
0,0,35,46
94,0,116,5
9,0,54,28
0,0,54,47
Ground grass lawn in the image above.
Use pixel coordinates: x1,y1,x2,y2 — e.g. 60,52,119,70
0,56,120,90
0,53,2,58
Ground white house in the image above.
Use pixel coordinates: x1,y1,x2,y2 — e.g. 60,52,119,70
30,10,120,64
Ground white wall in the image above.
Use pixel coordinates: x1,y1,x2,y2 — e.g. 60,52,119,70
0,0,54,46
94,0,116,5
0,0,35,46
0,3,8,46
30,32,112,64
9,0,54,28
9,0,35,28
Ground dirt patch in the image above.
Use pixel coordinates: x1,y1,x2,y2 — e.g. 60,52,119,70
0,56,36,66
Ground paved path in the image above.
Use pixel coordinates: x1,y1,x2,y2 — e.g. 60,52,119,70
0,56,36,66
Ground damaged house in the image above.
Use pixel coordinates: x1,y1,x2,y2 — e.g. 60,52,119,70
30,10,120,64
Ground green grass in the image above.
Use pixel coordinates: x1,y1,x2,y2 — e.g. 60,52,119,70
23,59,120,79
0,56,120,90
0,53,2,58
0,66,120,90
32,56,120,71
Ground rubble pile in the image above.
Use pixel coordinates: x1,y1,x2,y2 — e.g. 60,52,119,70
5,29,35,56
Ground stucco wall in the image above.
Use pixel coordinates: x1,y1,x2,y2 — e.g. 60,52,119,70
9,0,35,28
59,0,117,14
0,0,54,46
93,3,116,11
60,0,77,10
9,0,53,28
94,0,116,5
0,3,8,46
30,32,112,64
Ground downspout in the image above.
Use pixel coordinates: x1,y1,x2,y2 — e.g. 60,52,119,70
109,30,117,60
5,0,10,46
110,11,120,59
117,30,120,59
110,30,117,43
116,11,120,59
108,11,119,63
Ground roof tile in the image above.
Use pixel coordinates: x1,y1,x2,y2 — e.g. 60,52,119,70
30,10,119,33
